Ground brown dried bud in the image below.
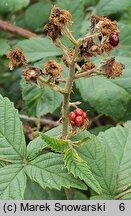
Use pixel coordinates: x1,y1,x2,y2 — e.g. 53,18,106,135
82,62,95,71
101,40,114,53
23,66,42,83
61,49,74,67
103,57,125,78
79,38,101,58
96,16,119,36
44,59,63,77
44,22,62,41
49,6,72,28
7,48,28,70
90,14,100,33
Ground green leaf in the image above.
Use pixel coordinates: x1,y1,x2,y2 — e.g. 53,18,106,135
90,195,111,200
27,125,62,161
0,164,26,199
119,193,131,200
24,178,66,200
45,125,62,137
25,153,87,191
16,37,61,62
113,23,131,57
64,148,102,194
0,39,10,56
90,125,112,136
74,130,116,196
41,134,69,153
75,125,131,197
0,94,26,162
95,0,131,16
21,79,63,116
73,189,88,200
27,136,47,161
56,0,85,38
75,76,131,121
25,1,51,31
0,0,29,14
98,125,131,193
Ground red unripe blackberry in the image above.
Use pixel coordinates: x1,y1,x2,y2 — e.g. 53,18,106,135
109,32,119,47
70,120,76,127
74,108,84,116
83,112,87,119
68,111,76,121
75,116,84,126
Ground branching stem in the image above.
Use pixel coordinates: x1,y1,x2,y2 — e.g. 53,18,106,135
62,39,81,138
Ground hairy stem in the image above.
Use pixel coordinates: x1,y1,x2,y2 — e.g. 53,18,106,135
64,188,74,200
19,114,60,127
62,39,81,138
63,26,77,45
0,20,36,38
38,76,67,94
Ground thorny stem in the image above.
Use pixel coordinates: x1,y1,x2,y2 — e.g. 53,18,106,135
62,39,82,138
75,68,105,79
113,189,131,200
64,188,74,200
38,76,67,94
63,26,77,45
55,39,71,64
0,20,36,38
19,114,59,127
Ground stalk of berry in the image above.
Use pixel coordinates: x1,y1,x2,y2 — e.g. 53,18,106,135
68,108,88,128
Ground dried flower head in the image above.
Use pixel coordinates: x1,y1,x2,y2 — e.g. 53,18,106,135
82,62,95,71
49,6,72,28
103,57,125,78
44,59,63,77
7,48,28,70
79,37,101,58
96,16,119,36
44,22,62,41
101,40,114,53
23,66,42,83
90,14,100,33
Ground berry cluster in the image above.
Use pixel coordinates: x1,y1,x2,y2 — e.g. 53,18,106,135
69,108,87,127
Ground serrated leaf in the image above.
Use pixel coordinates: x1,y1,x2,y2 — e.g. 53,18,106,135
0,0,29,14
27,125,62,161
75,125,131,197
74,130,116,196
64,148,102,194
24,178,66,200
21,79,63,116
25,153,87,191
98,125,131,193
41,134,69,153
0,39,10,56
0,164,26,199
0,94,26,162
16,37,61,62
27,136,47,161
95,0,131,16
75,76,131,121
